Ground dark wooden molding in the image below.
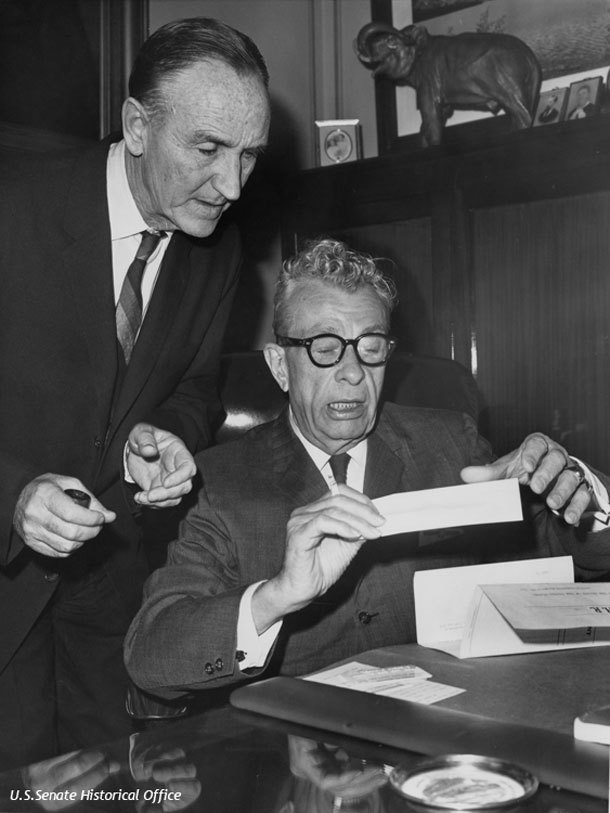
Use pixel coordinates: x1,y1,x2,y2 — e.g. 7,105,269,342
99,0,149,138
280,112,610,468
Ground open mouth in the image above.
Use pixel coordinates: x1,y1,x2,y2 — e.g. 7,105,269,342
327,400,365,418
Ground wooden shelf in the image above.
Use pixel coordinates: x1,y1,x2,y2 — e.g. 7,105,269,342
281,113,610,470
284,114,610,246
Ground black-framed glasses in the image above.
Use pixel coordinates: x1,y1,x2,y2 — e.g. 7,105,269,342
276,333,397,368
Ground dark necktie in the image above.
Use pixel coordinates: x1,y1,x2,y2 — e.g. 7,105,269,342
329,453,350,485
116,231,163,364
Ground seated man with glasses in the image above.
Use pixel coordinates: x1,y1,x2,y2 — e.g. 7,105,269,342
125,238,610,699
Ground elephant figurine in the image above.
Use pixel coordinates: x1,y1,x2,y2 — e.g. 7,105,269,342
356,22,541,147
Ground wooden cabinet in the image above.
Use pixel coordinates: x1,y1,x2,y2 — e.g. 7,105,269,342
282,116,610,470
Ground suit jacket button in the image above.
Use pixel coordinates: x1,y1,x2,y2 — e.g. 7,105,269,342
44,571,59,582
94,436,103,449
358,611,372,625
204,662,214,675
215,658,223,671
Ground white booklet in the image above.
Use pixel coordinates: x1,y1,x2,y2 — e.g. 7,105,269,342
479,582,610,643
413,555,610,658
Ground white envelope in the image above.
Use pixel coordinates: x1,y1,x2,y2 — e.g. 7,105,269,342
373,479,522,538
414,556,576,658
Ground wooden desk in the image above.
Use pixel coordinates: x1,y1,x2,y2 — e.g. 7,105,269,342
231,644,610,799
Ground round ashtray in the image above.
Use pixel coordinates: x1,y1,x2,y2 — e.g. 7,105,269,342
389,754,538,810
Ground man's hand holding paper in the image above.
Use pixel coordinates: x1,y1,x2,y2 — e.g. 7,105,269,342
252,486,385,634
461,432,599,525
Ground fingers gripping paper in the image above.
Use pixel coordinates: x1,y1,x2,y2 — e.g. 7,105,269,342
373,479,522,537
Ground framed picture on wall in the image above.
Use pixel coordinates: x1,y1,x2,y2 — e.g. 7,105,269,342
532,87,568,127
369,0,610,154
564,77,603,121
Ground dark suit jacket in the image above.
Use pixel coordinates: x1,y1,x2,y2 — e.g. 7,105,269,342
0,143,241,673
125,404,610,699
568,101,596,119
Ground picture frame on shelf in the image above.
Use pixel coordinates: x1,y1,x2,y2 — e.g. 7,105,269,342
315,119,362,167
533,87,568,128
565,76,603,121
369,0,610,154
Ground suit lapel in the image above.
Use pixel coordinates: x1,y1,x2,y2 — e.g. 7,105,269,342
364,431,406,499
109,233,192,431
364,409,432,498
60,145,118,419
266,411,329,507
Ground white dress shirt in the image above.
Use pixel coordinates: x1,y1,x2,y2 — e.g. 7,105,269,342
106,140,170,313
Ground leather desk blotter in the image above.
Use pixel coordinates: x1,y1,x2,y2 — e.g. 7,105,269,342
231,644,610,799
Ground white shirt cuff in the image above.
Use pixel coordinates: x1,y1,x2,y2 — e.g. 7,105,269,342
572,456,610,531
123,442,136,484
236,581,282,670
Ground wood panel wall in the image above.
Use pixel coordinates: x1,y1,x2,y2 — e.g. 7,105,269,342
282,115,610,469
472,192,610,468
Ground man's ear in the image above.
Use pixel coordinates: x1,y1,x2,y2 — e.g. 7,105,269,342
122,97,149,157
263,343,289,392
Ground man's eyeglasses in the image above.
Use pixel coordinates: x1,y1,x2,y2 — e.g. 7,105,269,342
276,333,397,368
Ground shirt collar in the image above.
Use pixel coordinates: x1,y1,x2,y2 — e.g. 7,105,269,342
288,408,368,472
106,140,150,241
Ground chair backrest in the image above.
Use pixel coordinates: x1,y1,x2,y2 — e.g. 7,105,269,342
214,351,479,444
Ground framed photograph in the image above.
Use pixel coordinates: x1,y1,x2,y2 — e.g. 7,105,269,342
532,87,568,128
564,76,603,121
315,119,362,167
370,0,610,153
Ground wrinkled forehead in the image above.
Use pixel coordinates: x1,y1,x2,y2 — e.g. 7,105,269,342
283,278,389,334
154,57,270,110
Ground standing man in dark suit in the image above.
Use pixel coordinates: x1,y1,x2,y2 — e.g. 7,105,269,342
0,17,270,769
125,239,610,700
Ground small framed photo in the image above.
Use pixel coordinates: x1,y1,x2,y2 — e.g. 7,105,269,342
315,119,362,167
533,87,568,127
565,77,603,121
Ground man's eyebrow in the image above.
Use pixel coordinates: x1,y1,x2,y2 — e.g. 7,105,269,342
191,131,229,145
190,132,268,155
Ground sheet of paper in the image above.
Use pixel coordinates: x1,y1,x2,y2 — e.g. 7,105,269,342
373,679,465,704
482,582,610,635
305,661,431,688
373,479,522,538
414,556,574,655
304,661,463,704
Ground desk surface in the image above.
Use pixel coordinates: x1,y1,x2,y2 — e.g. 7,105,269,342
0,646,607,812
232,644,610,799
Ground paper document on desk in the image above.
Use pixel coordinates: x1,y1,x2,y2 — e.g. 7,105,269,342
373,479,522,538
479,582,610,643
304,661,465,704
414,555,590,658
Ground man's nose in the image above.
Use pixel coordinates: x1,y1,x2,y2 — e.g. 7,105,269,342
211,154,242,202
335,344,365,384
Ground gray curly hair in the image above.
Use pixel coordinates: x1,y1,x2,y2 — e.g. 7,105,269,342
273,238,397,335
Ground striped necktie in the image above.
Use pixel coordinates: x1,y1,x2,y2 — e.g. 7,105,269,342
116,231,163,364
329,453,350,485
